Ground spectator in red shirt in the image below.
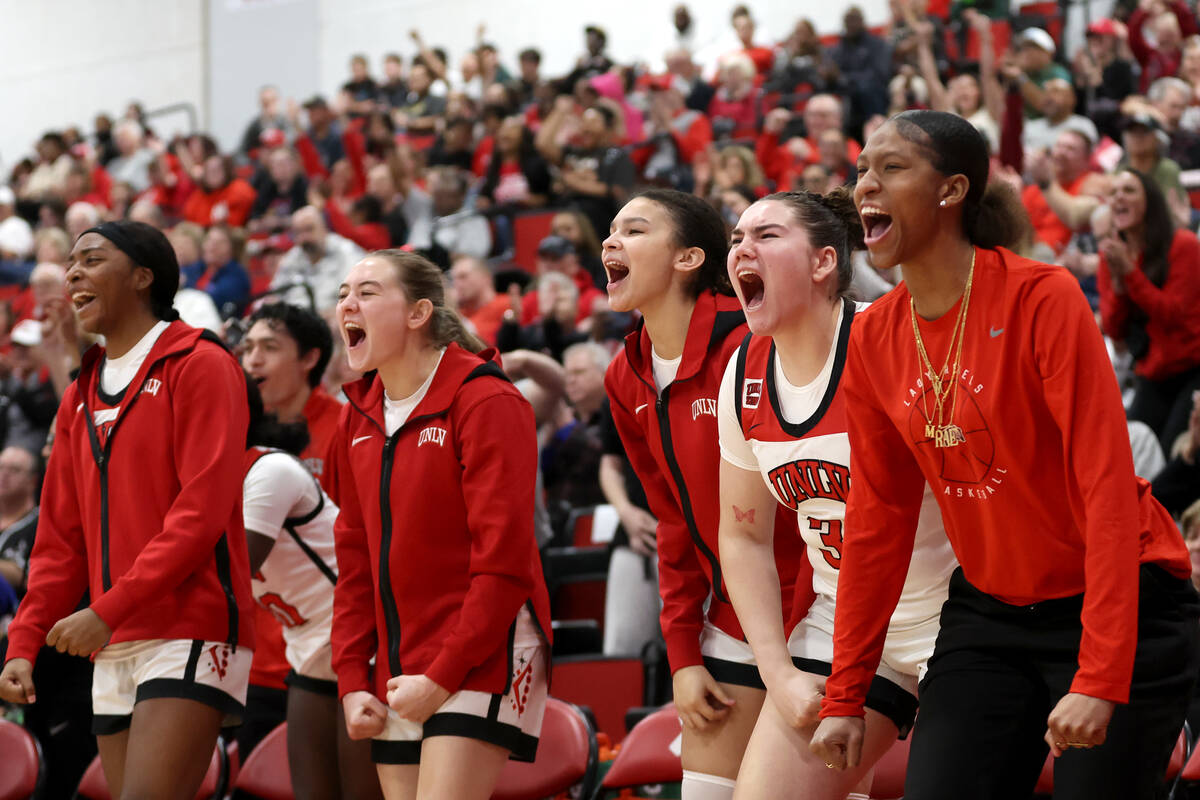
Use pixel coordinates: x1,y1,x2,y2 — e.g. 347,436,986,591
708,54,760,140
182,155,257,228
449,256,510,346
1099,168,1200,450
1128,0,1199,93
1021,128,1105,255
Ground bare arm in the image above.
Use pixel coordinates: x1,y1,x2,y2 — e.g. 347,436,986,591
913,20,950,112
0,560,24,592
718,459,793,682
972,12,1006,126
245,530,276,575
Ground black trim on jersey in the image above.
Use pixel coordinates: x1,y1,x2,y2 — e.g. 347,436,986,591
283,491,337,586
702,656,765,690
94,362,131,407
792,656,918,739
765,298,856,438
214,535,240,648
733,331,754,428
656,384,728,604
183,639,203,683
136,678,245,721
501,616,518,695
372,716,540,764
378,434,404,677
466,361,512,385
286,670,338,696
487,691,503,721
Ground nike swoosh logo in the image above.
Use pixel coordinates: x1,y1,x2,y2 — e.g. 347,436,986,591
635,404,649,415
351,435,373,447
990,327,1004,338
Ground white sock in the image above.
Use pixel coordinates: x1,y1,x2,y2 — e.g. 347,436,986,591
681,770,736,800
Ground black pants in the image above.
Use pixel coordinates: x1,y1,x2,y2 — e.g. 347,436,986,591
1129,365,1200,452
904,566,1200,800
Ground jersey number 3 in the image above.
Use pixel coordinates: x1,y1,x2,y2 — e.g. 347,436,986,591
808,517,843,569
258,592,307,628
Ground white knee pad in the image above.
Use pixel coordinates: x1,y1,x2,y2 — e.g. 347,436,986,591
846,794,871,800
681,770,736,800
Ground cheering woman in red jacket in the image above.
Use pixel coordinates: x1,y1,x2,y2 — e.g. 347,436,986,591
330,250,552,800
810,110,1199,799
604,189,807,800
0,221,255,800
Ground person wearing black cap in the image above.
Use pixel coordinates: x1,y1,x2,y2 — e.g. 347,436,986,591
0,220,256,800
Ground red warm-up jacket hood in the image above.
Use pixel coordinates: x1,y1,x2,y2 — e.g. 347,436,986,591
605,291,809,672
7,322,255,665
329,344,552,700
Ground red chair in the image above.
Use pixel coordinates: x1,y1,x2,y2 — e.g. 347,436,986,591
551,656,646,743
0,719,41,800
569,507,596,547
1034,728,1187,795
232,722,293,800
869,735,911,800
76,744,226,800
598,705,683,796
551,574,608,633
492,698,598,800
511,210,558,274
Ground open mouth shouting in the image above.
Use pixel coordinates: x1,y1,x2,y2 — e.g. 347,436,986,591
344,321,366,351
603,256,630,293
71,290,98,315
735,267,766,311
859,205,893,247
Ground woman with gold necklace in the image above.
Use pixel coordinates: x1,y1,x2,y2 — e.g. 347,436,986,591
809,110,1200,799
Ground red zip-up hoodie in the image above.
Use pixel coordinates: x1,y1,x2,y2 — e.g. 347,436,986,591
605,291,808,673
6,322,255,665
330,344,552,701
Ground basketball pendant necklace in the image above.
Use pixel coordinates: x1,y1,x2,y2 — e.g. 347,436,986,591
911,251,975,448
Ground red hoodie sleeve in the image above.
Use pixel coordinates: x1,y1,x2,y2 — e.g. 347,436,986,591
606,370,709,672
88,346,249,631
330,417,379,698
342,125,368,197
4,389,90,666
1121,230,1200,332
295,135,329,180
1031,270,1141,703
1096,252,1133,341
324,201,390,251
424,390,542,692
224,180,258,228
821,326,925,720
1128,6,1152,68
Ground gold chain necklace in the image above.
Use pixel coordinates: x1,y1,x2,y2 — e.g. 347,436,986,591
910,252,975,448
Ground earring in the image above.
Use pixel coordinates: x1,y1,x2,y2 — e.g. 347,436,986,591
939,200,947,208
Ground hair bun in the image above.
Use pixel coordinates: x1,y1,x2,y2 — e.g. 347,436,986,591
821,186,866,252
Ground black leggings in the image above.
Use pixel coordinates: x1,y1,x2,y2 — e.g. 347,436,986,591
1128,365,1200,452
904,566,1200,800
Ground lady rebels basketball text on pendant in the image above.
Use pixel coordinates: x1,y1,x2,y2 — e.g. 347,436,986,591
910,252,975,449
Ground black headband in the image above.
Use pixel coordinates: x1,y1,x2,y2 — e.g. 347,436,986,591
83,222,160,272
80,222,181,321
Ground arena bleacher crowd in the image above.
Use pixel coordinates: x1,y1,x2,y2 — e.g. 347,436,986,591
4,0,1200,797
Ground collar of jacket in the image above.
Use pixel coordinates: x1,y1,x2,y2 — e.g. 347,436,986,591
76,320,218,398
342,343,508,433
622,290,745,386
